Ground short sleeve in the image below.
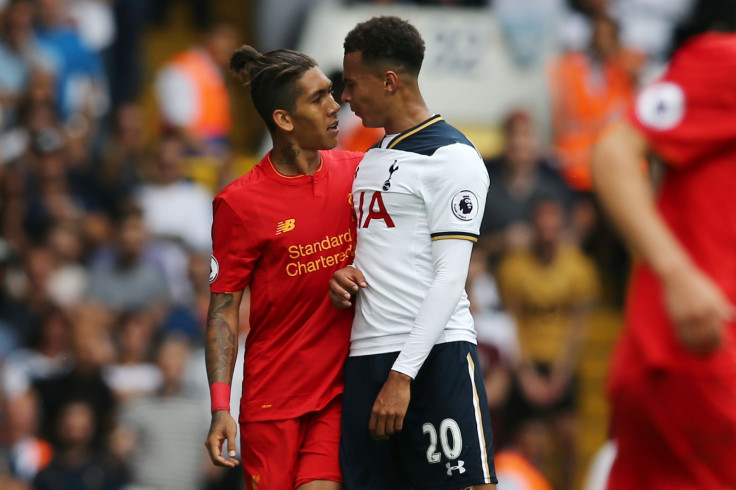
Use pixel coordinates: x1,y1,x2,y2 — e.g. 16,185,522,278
422,143,490,242
627,35,736,167
209,197,258,293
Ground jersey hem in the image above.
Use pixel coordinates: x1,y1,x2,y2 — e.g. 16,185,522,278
349,331,477,357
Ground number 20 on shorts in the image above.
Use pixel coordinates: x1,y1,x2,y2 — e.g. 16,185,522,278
423,418,462,463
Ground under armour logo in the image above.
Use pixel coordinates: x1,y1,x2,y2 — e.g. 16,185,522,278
382,160,399,191
446,460,466,476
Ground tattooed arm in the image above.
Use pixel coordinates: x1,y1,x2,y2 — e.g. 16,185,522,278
204,290,243,468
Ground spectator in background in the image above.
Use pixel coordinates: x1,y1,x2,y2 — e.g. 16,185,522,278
0,390,54,487
33,398,121,490
102,311,161,403
84,203,169,316
548,12,640,192
33,0,108,130
44,219,89,308
548,12,639,306
0,239,35,353
112,335,208,490
479,110,572,262
154,22,239,162
33,305,116,450
134,135,213,254
91,104,143,215
494,418,553,490
1,306,72,400
0,0,53,132
466,248,517,449
496,195,598,490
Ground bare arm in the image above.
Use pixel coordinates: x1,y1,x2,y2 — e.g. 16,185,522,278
205,291,243,385
204,290,243,467
591,122,733,355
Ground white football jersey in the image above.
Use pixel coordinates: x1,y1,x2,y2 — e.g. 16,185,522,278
350,115,490,356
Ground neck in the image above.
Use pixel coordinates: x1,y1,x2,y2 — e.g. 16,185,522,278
270,138,321,176
383,91,433,135
533,240,557,265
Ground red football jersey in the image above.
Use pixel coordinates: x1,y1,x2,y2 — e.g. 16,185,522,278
210,150,362,422
621,33,736,373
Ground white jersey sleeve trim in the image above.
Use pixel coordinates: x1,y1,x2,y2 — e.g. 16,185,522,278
391,238,474,379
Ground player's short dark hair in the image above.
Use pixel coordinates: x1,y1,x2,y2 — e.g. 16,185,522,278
344,16,425,77
670,0,736,54
230,45,317,131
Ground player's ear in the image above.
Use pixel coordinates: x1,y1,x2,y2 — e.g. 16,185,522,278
273,109,294,132
384,71,399,94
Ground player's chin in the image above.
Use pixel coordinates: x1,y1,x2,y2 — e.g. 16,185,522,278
323,131,340,149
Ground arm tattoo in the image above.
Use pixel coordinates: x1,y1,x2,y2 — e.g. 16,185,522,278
205,293,238,385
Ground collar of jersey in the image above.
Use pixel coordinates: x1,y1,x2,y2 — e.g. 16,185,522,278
383,114,443,149
265,151,325,185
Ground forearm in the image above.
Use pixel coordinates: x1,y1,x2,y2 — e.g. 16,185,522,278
205,291,243,387
392,239,474,378
591,122,694,280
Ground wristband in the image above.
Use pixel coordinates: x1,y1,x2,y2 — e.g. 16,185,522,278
209,382,231,412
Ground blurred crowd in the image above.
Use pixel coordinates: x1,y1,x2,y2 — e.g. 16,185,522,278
0,0,691,489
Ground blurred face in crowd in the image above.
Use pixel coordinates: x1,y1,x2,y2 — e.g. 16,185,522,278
504,113,538,171
532,199,565,246
284,67,341,151
34,0,66,29
24,246,57,292
57,401,95,449
591,16,621,60
4,0,33,49
155,137,185,185
118,313,154,363
342,51,392,129
117,213,147,262
5,391,40,442
157,337,191,390
205,24,240,70
116,104,144,152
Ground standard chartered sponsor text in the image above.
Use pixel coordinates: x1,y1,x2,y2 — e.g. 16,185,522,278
286,231,352,277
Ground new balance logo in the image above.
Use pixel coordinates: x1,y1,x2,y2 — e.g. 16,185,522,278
446,460,466,476
276,219,296,235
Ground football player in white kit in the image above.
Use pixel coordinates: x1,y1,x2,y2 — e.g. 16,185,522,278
329,16,497,490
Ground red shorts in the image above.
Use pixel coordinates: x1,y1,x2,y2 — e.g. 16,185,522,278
240,395,342,490
607,345,736,489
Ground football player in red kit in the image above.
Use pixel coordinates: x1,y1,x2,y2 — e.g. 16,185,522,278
591,1,736,487
203,45,362,490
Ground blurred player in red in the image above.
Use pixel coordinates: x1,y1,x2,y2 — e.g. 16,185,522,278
203,45,362,490
591,1,736,487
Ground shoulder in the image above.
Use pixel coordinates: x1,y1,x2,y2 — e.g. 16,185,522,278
320,149,363,171
321,149,363,164
559,244,596,270
389,116,478,157
215,162,267,202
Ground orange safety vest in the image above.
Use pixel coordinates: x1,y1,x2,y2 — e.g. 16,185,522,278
496,450,553,490
169,49,232,141
549,51,637,191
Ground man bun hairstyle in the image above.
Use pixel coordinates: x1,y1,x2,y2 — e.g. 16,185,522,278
344,16,425,76
230,45,317,131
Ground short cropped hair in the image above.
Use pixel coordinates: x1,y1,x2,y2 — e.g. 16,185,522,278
230,45,317,131
344,16,425,76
